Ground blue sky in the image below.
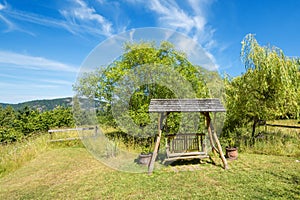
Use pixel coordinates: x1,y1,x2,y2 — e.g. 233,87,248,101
0,0,299,103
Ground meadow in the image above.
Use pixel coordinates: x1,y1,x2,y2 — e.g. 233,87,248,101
0,122,299,200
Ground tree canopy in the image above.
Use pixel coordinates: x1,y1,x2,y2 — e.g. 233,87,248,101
74,41,211,135
224,34,300,141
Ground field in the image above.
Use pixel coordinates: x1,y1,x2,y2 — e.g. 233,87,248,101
0,135,299,199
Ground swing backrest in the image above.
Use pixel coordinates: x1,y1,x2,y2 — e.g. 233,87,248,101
165,133,205,154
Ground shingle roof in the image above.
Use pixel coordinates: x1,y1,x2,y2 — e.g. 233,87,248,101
149,99,226,112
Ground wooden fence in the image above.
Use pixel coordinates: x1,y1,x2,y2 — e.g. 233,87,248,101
48,126,98,142
264,123,300,129
258,122,300,134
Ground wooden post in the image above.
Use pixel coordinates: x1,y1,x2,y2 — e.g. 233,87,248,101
95,125,98,136
206,113,228,170
148,112,164,175
204,113,218,154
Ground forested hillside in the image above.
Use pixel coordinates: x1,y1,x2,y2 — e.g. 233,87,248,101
0,97,73,111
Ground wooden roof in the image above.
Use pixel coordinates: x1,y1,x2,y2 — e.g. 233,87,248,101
149,99,226,113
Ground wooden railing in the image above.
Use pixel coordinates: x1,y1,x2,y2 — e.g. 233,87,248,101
48,126,98,142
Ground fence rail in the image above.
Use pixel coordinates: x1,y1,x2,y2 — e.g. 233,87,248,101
48,127,95,133
264,123,300,129
48,126,98,142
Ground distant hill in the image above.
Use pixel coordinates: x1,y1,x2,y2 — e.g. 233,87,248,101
0,97,73,111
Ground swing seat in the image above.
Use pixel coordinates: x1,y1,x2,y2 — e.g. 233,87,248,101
164,133,209,162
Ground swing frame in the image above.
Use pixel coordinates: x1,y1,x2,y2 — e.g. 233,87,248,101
148,98,228,174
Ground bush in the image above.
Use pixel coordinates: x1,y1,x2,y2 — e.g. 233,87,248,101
0,127,23,143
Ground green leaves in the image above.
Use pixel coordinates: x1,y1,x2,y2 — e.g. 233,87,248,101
74,41,209,131
0,106,75,144
224,34,300,139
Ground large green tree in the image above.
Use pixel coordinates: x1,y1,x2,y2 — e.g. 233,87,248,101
74,41,209,134
224,34,299,143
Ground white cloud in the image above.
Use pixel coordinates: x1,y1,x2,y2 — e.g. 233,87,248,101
40,79,73,85
0,2,35,35
144,0,219,68
0,82,60,89
60,0,113,36
0,14,15,30
0,51,78,73
0,73,73,86
148,1,206,36
0,3,5,10
124,0,217,50
149,0,195,32
123,0,145,4
129,0,216,52
0,1,113,37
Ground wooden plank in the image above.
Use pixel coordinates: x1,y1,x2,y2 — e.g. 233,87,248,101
164,155,209,162
265,123,300,129
48,127,95,133
49,137,81,142
168,151,207,157
48,126,97,142
166,133,205,137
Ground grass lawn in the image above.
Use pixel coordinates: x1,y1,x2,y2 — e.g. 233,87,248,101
0,147,299,199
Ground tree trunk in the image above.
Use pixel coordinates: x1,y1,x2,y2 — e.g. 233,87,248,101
251,119,257,146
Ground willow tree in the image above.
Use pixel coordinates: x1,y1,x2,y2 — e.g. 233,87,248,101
224,34,299,143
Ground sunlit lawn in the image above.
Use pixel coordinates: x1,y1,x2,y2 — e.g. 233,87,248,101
0,147,299,199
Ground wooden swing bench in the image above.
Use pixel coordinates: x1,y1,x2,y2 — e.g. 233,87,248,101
148,99,228,174
164,133,209,162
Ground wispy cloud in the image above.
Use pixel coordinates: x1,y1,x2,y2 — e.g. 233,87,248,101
39,79,73,85
0,81,61,89
60,0,113,36
0,0,113,37
0,51,78,73
123,0,219,68
0,14,15,31
147,0,216,49
149,0,205,33
0,73,73,86
0,2,35,35
0,0,9,11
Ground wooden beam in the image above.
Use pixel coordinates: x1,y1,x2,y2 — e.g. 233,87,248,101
206,113,228,170
48,127,95,133
49,137,81,142
167,151,207,157
203,112,218,154
148,112,164,175
164,155,209,162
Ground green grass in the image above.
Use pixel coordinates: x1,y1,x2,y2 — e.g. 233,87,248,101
1,122,299,199
0,132,83,178
0,133,49,177
231,119,300,157
0,146,299,199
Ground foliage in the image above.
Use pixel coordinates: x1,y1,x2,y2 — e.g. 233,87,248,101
224,34,300,143
74,41,210,146
0,105,75,144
